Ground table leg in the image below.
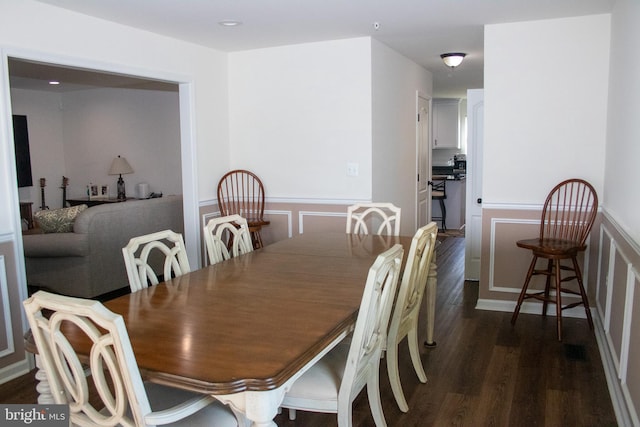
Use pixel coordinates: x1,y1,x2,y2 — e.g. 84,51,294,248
216,388,285,427
34,355,55,404
214,330,348,426
424,256,438,347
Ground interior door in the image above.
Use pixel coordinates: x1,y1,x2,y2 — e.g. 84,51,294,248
465,89,484,280
416,94,430,228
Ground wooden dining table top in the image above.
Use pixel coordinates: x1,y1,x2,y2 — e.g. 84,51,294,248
99,232,410,395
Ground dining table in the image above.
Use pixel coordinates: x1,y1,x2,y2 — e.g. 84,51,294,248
27,231,438,427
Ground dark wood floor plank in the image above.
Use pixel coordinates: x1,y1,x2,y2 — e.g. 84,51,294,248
431,392,478,427
471,345,520,426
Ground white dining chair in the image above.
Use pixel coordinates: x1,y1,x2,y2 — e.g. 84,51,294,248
203,214,253,265
281,244,404,427
122,229,191,292
23,290,239,427
346,202,401,236
385,222,438,412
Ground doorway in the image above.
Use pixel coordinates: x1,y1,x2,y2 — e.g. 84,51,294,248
416,93,430,228
4,55,200,266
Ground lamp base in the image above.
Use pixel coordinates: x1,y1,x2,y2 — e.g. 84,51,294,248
116,175,126,200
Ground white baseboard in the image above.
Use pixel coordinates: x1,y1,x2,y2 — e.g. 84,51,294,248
0,354,33,385
475,298,588,318
593,314,635,427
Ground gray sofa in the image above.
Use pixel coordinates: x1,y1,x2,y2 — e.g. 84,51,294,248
23,195,184,298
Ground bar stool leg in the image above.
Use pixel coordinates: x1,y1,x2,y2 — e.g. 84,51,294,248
555,259,563,341
439,199,446,231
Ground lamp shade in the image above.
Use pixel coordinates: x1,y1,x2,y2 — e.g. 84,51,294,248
109,156,134,175
440,53,466,68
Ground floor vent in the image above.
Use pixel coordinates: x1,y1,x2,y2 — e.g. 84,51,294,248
564,344,587,361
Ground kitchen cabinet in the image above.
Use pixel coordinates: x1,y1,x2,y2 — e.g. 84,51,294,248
433,98,460,149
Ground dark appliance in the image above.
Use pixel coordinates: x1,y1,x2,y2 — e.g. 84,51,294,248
453,159,466,174
12,115,33,188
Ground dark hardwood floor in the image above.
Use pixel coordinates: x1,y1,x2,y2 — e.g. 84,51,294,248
0,237,618,426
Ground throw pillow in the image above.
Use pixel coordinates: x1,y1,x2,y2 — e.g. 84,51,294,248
34,204,88,233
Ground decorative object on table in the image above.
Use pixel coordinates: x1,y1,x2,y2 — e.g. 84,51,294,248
34,204,87,233
511,178,598,341
136,182,150,199
217,169,270,249
346,202,401,236
100,185,109,199
39,178,48,210
87,183,98,200
108,155,134,201
440,52,466,69
60,176,69,207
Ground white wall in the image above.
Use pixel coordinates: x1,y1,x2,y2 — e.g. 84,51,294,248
61,88,181,199
371,39,432,234
484,15,610,204
228,37,372,201
11,87,181,206
0,0,229,205
605,0,640,246
11,89,65,208
0,0,230,272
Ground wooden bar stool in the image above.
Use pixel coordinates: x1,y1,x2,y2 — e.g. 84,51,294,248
511,178,598,341
431,178,447,231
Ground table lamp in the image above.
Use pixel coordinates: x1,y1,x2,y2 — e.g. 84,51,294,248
108,155,134,200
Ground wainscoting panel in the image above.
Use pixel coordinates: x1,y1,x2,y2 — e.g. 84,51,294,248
478,207,594,316
596,228,613,331
0,237,32,384
623,269,640,426
298,210,346,234
594,220,640,426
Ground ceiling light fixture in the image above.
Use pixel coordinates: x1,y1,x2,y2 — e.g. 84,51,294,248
440,53,466,69
218,20,242,27
48,81,60,85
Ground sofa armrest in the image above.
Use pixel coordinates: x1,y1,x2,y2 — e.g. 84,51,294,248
23,233,90,257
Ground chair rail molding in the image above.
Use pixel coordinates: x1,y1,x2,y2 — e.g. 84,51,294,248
200,196,371,207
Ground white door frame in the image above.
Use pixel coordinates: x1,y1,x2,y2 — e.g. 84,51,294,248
416,92,431,229
465,89,484,280
2,48,200,267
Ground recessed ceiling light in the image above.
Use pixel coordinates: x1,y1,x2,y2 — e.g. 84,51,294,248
218,20,242,27
48,81,60,85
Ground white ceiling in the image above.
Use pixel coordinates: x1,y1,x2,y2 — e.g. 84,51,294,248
18,0,614,97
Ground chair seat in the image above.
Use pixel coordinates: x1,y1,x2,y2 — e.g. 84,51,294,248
516,238,586,257
246,218,271,227
141,383,239,427
431,191,446,199
282,343,349,411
